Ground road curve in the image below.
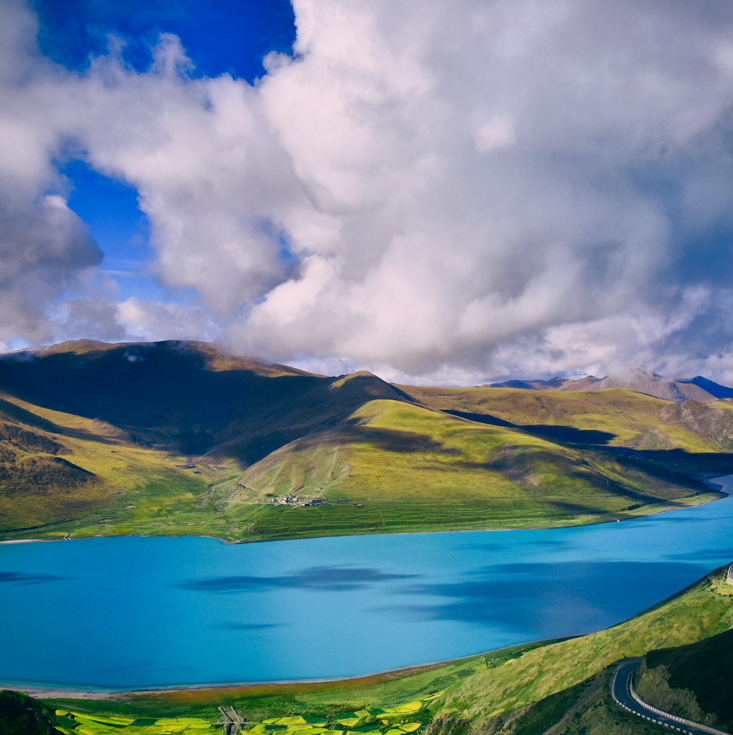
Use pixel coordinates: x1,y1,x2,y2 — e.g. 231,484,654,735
612,660,730,735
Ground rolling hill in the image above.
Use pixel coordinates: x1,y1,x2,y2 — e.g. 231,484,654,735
234,398,714,539
0,340,729,542
401,383,733,455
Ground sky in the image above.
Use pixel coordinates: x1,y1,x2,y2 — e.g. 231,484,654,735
3,0,733,385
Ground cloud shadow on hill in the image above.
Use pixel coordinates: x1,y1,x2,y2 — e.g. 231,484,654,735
443,410,616,445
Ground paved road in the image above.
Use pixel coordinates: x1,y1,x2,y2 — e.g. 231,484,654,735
612,660,729,735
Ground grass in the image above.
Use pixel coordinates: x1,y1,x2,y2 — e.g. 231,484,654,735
635,625,733,731
473,668,671,734
0,392,723,542
236,399,720,539
0,391,253,541
433,564,733,722
399,385,733,453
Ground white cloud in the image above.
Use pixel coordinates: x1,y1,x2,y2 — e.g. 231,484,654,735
4,0,733,382
475,115,515,154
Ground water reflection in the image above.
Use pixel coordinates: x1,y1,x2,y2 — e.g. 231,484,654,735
386,561,697,634
175,566,419,592
0,571,72,584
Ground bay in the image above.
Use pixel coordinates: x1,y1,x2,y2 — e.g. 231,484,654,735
2,476,733,690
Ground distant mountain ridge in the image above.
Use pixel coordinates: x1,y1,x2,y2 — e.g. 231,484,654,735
1,338,731,544
488,374,733,403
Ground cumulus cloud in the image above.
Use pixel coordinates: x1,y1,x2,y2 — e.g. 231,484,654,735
0,2,102,344
235,0,733,380
4,0,733,382
0,194,102,344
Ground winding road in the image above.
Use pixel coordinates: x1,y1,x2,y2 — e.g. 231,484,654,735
612,660,730,735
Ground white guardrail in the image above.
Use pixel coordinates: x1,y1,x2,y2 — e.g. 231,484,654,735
611,663,730,735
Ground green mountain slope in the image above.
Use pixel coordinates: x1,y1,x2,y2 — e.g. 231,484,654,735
0,340,728,541
0,390,215,534
233,399,716,539
401,384,733,456
0,690,63,735
0,340,413,463
635,624,733,731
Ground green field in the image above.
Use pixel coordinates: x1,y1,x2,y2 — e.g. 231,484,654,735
4,563,730,735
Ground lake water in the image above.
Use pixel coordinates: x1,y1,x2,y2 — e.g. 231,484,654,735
3,477,733,691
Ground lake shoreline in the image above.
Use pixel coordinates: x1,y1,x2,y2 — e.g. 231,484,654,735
1,485,726,547
1,636,575,701
3,477,731,693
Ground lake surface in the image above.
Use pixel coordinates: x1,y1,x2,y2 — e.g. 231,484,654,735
3,477,733,690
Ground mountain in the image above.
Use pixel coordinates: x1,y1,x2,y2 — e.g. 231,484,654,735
0,340,727,542
684,375,733,399
487,374,733,403
233,397,713,540
0,340,414,462
402,382,733,456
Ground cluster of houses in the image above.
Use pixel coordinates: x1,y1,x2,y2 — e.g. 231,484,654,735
254,492,365,508
266,494,328,507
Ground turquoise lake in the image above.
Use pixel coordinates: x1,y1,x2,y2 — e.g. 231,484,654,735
2,476,733,690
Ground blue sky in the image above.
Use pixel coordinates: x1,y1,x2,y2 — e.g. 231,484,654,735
4,0,733,384
43,0,296,307
35,0,295,79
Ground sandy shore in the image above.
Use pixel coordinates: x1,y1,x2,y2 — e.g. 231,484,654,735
0,539,53,544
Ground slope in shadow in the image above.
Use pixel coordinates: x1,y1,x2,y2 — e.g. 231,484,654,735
444,409,616,445
0,341,417,465
621,448,733,476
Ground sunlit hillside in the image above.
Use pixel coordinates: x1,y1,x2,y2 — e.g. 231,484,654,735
0,340,730,542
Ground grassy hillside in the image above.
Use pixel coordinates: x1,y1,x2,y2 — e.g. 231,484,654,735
0,390,232,538
635,625,733,731
0,690,63,735
432,564,733,723
0,342,420,539
234,399,717,540
21,564,732,735
0,341,413,463
401,385,733,454
0,340,728,542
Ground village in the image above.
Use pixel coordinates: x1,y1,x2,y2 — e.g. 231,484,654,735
251,492,365,508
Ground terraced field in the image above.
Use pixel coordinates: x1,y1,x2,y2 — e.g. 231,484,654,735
51,709,214,734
